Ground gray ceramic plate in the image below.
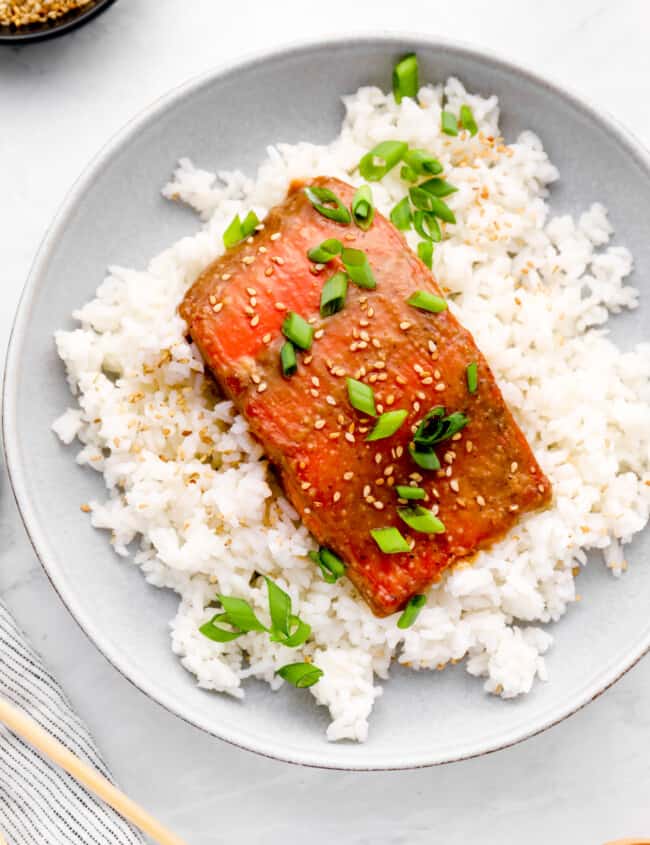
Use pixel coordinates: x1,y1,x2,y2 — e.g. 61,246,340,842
4,35,650,770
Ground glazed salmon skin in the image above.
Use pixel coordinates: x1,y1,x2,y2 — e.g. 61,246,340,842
180,176,551,617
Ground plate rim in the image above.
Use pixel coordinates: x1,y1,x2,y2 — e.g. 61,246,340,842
4,31,650,771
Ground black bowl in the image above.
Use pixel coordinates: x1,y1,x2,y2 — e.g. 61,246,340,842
0,0,117,43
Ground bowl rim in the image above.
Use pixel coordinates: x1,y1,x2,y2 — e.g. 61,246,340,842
4,31,650,771
0,0,117,43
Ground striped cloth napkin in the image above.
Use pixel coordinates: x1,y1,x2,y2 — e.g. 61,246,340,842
0,600,143,845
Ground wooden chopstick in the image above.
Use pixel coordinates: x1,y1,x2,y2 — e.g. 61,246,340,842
0,696,189,845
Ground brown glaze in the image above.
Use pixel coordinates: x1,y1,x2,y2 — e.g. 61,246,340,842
180,176,552,616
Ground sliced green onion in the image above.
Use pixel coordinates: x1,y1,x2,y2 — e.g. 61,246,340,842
320,271,348,317
217,595,268,632
419,177,459,198
347,377,376,416
417,240,433,269
402,149,443,177
395,485,425,500
222,210,260,249
392,53,419,103
277,662,324,688
304,186,351,224
398,505,445,534
410,188,456,224
199,614,245,643
366,409,408,441
351,185,375,231
390,196,413,231
358,141,408,182
408,443,441,470
280,615,312,648
265,577,291,638
413,407,469,449
282,312,314,350
341,248,376,289
370,527,410,554
400,165,419,183
413,211,441,242
308,549,345,584
319,548,346,580
441,110,459,136
280,342,297,377
466,361,478,394
308,238,343,263
428,196,456,224
409,186,434,212
460,104,478,136
397,594,426,629
407,289,447,313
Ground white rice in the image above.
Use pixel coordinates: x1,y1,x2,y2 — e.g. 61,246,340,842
53,77,650,742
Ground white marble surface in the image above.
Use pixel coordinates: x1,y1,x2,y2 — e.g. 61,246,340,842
1,1,650,842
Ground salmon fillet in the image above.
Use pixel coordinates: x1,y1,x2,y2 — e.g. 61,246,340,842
180,176,551,616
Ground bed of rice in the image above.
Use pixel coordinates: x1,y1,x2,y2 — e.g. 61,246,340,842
53,77,650,742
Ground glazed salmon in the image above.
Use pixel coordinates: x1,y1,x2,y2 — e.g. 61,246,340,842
180,177,551,616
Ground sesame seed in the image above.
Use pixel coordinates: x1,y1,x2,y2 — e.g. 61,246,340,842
413,401,420,413
396,375,407,386
265,267,274,277
373,361,386,370
359,318,369,327
400,321,412,331
258,245,267,253
257,382,268,394
314,419,326,430
384,465,394,477
246,287,257,296
363,485,371,497
428,341,437,354
373,501,385,510
466,441,474,453
326,395,337,406
250,314,260,327
337,414,346,425
476,495,486,507
272,256,285,265
395,445,404,458
343,471,354,481
329,432,341,439
344,233,356,241
301,481,311,490
385,394,395,406
367,307,375,318
304,355,313,365
435,383,446,392
511,461,519,472
433,369,441,379
274,302,286,311
344,432,355,444
314,329,325,339
221,273,231,281
309,389,319,398
250,297,257,307
374,453,383,464
444,451,454,465
333,492,341,503
244,305,254,316
422,377,433,385
450,479,460,493
251,374,261,385
270,232,281,241
409,473,423,482
304,507,311,514
451,432,462,441
212,302,223,313
262,333,272,343
538,483,546,493
509,504,519,512
209,294,217,305
242,256,255,265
